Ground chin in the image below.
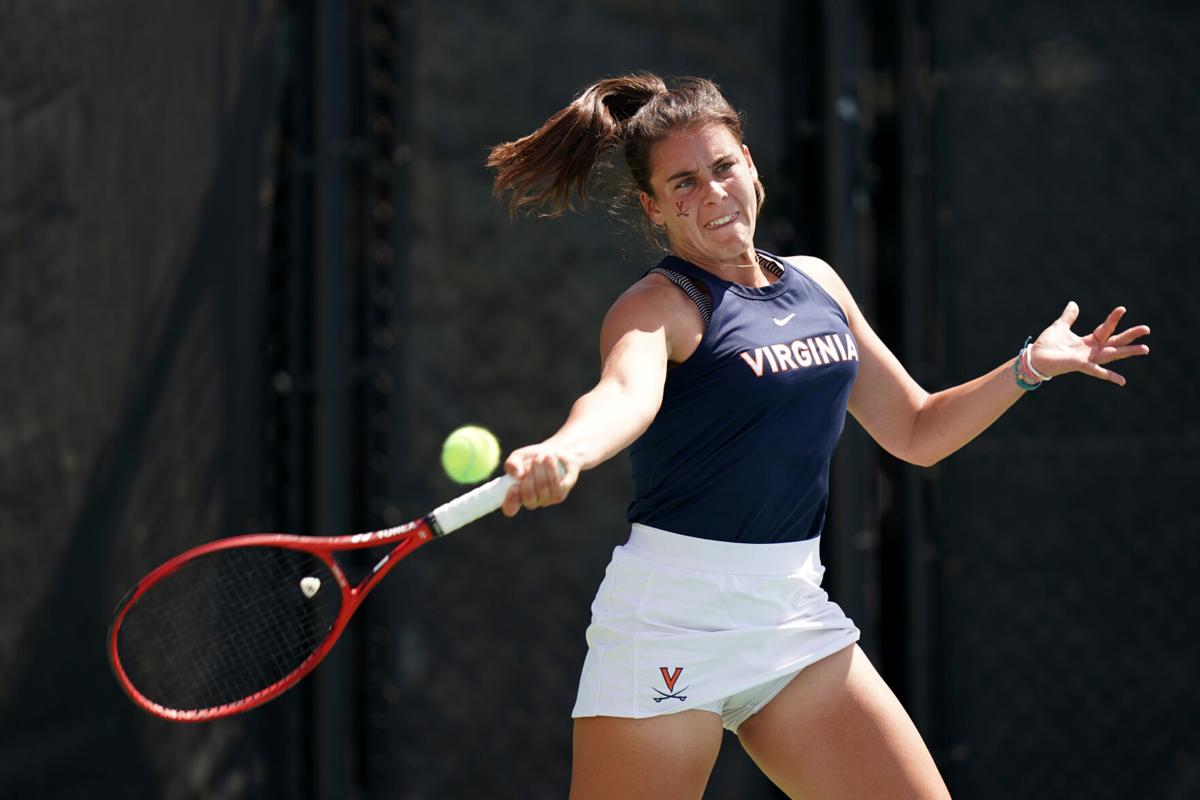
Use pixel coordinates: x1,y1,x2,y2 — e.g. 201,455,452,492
709,228,755,255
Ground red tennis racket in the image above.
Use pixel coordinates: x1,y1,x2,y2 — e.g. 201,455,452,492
107,474,516,722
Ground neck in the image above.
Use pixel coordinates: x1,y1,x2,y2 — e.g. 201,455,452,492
674,246,773,287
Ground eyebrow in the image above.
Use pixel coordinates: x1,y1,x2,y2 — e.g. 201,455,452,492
664,153,735,185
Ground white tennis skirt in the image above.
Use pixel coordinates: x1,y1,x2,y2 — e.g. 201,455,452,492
572,523,860,732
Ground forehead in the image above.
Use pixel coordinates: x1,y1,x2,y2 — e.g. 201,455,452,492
648,124,742,178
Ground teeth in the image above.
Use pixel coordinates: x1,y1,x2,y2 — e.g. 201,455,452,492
705,213,737,229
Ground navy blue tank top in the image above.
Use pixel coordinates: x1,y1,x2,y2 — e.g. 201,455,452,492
626,250,859,543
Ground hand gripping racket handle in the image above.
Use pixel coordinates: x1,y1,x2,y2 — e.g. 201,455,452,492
428,473,517,536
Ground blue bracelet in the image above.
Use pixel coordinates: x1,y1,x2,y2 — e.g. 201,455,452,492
1014,337,1042,391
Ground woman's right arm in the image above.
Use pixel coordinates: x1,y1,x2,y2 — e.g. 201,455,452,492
501,277,700,516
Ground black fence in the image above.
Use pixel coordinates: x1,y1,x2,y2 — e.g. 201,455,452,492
1,1,1195,798
0,3,305,796
926,3,1199,798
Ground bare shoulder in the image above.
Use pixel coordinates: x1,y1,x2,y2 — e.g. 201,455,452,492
607,272,687,326
783,255,856,319
600,272,705,362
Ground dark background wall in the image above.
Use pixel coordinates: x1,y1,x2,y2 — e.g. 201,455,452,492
926,4,1199,798
0,1,1195,798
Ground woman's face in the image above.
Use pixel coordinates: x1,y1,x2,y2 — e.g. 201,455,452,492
639,123,760,269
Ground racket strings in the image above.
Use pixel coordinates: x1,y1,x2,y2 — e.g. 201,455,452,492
115,547,343,712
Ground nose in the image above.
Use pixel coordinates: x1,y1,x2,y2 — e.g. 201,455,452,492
701,178,727,204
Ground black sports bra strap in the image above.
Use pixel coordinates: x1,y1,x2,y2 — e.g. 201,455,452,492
649,266,713,328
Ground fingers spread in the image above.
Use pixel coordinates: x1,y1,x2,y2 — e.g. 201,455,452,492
1060,301,1080,327
1107,324,1151,347
1092,306,1126,343
1083,360,1126,386
1095,343,1151,364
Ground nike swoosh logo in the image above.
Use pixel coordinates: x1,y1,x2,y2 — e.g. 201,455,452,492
773,313,796,326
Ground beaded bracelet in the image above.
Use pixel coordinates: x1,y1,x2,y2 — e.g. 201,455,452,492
1023,343,1052,383
1013,337,1044,391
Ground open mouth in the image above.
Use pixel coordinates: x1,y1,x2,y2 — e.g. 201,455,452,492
703,211,738,230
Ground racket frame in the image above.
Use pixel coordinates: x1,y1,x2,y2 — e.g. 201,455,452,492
108,474,515,721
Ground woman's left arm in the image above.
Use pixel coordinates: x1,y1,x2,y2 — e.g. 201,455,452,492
794,258,1151,467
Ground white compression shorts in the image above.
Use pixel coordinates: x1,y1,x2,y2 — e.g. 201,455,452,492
572,523,860,733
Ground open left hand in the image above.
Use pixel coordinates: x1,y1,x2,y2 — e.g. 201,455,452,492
1029,302,1151,386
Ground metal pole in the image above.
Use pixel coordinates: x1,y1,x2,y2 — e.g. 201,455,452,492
897,0,943,744
823,0,882,657
313,0,354,795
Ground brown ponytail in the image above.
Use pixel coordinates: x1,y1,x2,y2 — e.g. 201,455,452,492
489,73,765,238
487,73,667,216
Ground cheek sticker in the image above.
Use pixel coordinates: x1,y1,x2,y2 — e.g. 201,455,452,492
674,201,690,218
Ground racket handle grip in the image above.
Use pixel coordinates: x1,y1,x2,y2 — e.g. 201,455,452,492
429,474,517,536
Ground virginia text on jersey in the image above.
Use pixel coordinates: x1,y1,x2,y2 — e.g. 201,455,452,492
738,332,859,377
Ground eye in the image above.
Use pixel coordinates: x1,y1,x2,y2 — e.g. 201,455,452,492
674,177,695,191
716,161,734,174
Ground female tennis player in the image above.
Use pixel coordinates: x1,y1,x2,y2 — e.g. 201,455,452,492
489,73,1149,799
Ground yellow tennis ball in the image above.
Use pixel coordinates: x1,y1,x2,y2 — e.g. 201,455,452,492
440,425,500,484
